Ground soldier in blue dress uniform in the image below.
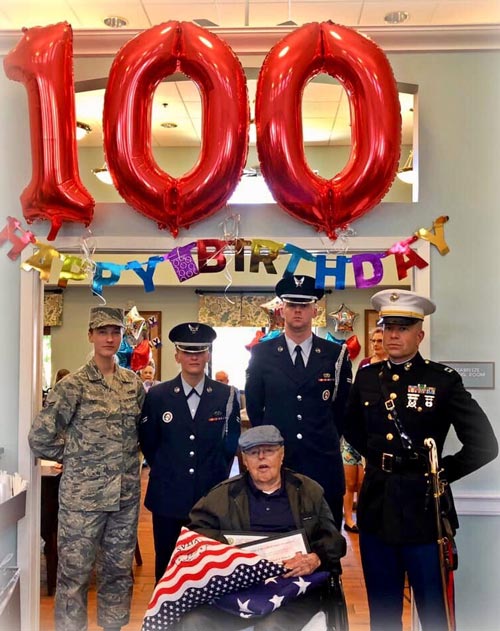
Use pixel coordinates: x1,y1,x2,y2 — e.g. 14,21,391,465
245,275,352,528
344,289,498,631
139,322,240,581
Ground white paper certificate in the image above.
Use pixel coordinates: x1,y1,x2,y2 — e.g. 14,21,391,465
238,530,309,565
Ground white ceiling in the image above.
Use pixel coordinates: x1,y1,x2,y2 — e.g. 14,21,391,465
1,1,499,31
1,1,499,149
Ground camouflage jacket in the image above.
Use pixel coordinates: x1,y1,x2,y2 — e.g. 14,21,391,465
29,359,145,511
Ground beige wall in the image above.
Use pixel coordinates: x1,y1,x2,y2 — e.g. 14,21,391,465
49,282,409,384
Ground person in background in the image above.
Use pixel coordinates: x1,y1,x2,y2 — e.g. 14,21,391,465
358,326,387,368
29,307,145,631
139,322,241,582
215,370,241,404
344,289,498,631
43,368,71,406
183,424,346,630
55,368,70,383
139,362,160,392
245,275,352,528
341,437,364,533
342,327,387,533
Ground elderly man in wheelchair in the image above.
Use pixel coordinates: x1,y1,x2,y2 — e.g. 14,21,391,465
179,425,349,631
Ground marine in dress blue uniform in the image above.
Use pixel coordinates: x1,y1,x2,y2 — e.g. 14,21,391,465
139,323,240,581
245,275,352,528
344,289,498,631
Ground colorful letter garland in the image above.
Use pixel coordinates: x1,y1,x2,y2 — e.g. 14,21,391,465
1,215,450,300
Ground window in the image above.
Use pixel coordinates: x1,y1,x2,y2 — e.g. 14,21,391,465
212,327,261,391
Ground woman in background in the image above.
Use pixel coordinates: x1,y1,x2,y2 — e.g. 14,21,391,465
343,328,387,532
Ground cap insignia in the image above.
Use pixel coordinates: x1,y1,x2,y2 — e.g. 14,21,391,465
188,324,200,334
294,276,305,287
390,292,399,302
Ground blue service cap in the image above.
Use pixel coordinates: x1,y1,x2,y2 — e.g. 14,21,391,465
275,274,324,304
239,425,284,452
169,322,216,353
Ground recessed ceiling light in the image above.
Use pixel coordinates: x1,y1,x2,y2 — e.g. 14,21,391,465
384,11,409,25
159,103,178,129
103,16,128,28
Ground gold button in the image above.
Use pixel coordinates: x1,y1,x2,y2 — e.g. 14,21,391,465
392,374,400,382
364,401,369,406
417,407,423,412
387,413,393,420
386,433,394,441
390,392,397,400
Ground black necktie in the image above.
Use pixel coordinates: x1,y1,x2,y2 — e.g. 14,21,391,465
295,345,306,371
187,388,200,399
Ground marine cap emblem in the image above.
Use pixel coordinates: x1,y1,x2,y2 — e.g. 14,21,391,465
390,292,400,302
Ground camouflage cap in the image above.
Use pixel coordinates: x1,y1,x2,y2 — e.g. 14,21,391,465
88,307,125,329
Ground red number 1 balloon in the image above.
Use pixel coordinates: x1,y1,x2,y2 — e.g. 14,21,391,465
256,21,401,240
103,21,249,237
3,22,94,240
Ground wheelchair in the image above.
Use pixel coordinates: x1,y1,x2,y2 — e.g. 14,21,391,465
319,569,349,631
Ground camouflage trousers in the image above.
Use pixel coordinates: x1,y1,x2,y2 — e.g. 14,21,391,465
55,500,139,631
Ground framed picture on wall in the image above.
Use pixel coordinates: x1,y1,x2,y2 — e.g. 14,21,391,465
364,309,379,357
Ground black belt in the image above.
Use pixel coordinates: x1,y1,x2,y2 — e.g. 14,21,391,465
366,448,427,474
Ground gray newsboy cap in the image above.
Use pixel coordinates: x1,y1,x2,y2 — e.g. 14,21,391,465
239,425,284,452
88,307,125,329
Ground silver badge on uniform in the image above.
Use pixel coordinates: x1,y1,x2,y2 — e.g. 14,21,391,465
174,386,180,393
162,411,173,423
322,389,330,401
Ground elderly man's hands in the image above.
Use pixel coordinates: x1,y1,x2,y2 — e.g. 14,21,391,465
282,552,321,577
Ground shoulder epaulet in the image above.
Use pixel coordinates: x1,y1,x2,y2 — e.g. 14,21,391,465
423,359,458,375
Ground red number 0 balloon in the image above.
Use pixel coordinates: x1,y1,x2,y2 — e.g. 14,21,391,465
3,22,94,240
255,22,402,239
103,21,249,237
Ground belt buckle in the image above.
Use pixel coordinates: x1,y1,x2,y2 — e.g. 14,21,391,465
381,452,394,473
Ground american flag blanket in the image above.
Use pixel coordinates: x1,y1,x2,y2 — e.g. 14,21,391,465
142,527,285,630
214,570,330,617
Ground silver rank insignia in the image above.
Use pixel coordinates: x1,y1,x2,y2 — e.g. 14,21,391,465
174,386,180,393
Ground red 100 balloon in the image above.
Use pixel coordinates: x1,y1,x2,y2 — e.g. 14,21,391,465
3,22,94,240
256,22,401,239
4,21,401,241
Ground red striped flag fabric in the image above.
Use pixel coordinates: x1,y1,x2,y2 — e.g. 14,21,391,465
142,527,285,630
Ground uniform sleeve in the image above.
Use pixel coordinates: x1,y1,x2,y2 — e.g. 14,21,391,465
138,390,161,467
244,347,265,425
309,497,347,570
440,371,498,483
224,386,241,470
28,381,79,462
343,376,368,457
331,345,352,438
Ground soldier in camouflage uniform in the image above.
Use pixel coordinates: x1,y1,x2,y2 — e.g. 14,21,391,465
29,307,145,631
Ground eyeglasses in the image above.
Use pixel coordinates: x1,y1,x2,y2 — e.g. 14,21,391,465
243,446,282,458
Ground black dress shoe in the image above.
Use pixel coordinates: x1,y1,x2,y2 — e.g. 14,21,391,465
344,523,359,533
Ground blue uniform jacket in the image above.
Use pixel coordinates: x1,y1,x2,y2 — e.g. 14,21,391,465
245,333,352,500
139,374,240,519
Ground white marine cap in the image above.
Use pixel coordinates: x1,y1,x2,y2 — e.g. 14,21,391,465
371,289,436,324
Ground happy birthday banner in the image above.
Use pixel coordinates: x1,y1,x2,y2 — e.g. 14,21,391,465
0,216,449,300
